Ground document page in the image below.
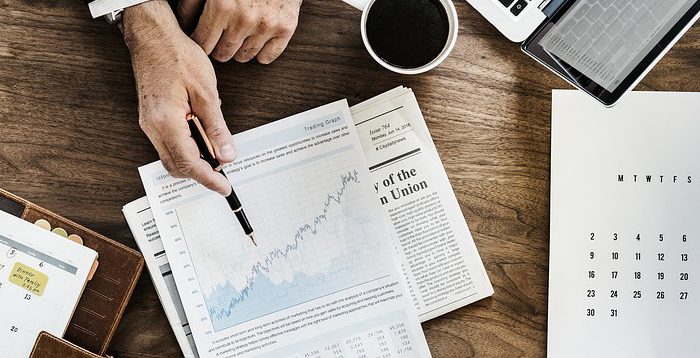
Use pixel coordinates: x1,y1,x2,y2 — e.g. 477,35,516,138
0,211,97,358
123,198,199,358
139,100,431,358
548,91,700,357
351,87,493,321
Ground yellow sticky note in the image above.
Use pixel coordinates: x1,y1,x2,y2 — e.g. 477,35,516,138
9,262,48,296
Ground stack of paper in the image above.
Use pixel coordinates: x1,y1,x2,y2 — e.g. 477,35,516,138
123,87,493,357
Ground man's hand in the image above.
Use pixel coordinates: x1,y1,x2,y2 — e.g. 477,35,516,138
177,0,302,64
124,0,235,196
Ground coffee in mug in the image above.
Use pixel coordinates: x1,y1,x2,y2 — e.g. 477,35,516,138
365,0,451,69
341,0,458,74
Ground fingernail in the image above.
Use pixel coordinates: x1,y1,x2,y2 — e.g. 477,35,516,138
220,143,236,161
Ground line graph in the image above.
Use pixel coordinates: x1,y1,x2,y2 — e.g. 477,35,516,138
177,156,384,331
207,170,359,324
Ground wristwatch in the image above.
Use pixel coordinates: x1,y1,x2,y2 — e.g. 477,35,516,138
87,0,151,30
103,9,123,31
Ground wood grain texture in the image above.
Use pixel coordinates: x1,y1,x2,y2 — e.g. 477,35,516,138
1,0,698,357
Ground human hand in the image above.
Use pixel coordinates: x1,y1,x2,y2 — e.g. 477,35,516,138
176,0,302,63
123,0,235,196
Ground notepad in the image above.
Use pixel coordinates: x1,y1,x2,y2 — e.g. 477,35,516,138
0,210,98,358
548,91,700,357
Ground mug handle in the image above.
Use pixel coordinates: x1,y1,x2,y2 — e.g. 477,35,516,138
341,0,369,11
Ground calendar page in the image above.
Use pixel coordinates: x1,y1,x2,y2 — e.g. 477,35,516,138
548,91,700,358
0,211,97,357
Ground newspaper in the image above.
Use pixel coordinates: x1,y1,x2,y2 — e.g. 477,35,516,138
352,87,493,321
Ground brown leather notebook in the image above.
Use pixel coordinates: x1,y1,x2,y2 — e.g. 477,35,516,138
0,188,143,357
30,331,103,358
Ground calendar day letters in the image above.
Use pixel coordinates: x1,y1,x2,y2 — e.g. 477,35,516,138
617,174,693,183
9,261,48,295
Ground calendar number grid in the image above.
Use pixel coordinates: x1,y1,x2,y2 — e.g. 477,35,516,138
584,231,692,320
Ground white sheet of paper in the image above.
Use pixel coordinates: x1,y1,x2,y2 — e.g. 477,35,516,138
0,211,97,358
548,90,700,357
139,100,431,358
123,198,199,358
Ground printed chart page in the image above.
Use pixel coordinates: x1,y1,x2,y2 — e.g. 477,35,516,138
139,100,431,358
0,211,97,357
351,87,493,321
123,197,199,358
548,91,700,357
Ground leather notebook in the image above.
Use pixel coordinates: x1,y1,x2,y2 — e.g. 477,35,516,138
0,188,144,357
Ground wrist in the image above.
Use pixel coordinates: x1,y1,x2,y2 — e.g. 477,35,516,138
123,0,179,50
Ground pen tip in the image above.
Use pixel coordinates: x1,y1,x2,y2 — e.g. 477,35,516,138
249,233,257,246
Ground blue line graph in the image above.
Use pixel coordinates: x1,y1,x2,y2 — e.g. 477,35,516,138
201,170,378,331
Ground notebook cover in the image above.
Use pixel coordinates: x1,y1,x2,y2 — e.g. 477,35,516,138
30,332,103,358
0,188,144,355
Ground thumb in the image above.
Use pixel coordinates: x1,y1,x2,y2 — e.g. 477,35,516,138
190,89,237,165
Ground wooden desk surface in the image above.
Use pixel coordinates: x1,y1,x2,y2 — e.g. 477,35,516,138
1,1,699,356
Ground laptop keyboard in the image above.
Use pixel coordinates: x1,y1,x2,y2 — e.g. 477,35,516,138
539,0,694,92
555,0,678,61
499,0,528,16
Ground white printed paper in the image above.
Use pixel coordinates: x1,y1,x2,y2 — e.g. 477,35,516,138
123,198,199,358
139,100,431,357
548,90,700,357
0,211,97,357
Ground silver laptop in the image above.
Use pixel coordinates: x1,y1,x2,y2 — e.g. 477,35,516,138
466,0,700,106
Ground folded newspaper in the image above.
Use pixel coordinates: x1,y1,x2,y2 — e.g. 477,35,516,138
123,87,493,357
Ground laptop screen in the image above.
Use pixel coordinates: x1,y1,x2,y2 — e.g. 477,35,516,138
522,0,700,105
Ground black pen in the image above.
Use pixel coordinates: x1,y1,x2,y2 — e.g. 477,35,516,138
186,113,257,246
